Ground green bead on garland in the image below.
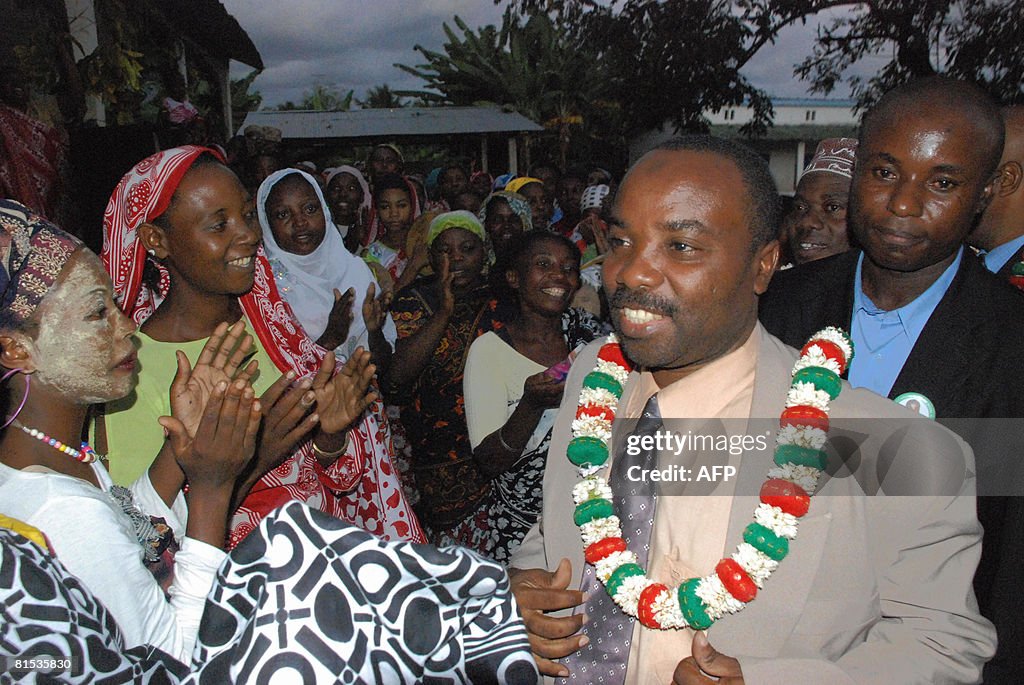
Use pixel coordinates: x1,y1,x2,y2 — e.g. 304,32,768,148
573,498,614,526
1012,261,1024,277
606,563,645,597
774,443,828,470
582,371,623,396
567,436,609,467
792,366,842,400
678,578,714,630
743,522,789,561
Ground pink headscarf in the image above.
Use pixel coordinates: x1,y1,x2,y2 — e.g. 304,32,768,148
102,146,423,546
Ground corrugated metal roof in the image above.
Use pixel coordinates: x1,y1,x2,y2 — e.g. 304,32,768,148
237,107,543,139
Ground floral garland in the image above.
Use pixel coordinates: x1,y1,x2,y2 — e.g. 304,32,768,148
567,327,854,630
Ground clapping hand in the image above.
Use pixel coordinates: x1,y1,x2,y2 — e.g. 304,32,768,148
311,348,378,434
160,378,261,493
169,320,257,438
362,282,393,334
250,370,320,478
319,287,356,350
437,253,455,316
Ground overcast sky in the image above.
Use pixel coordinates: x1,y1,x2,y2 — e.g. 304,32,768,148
221,0,869,108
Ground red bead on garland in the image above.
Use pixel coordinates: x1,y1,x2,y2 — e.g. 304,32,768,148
760,479,811,517
638,583,668,629
597,342,631,370
716,558,757,603
800,339,849,375
780,405,829,432
576,404,615,422
585,537,627,564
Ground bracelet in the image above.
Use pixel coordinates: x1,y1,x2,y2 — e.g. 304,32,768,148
497,426,518,453
311,433,350,460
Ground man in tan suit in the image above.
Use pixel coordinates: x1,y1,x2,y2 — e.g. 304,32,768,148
509,136,995,684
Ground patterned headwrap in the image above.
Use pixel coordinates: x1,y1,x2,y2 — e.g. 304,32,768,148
801,137,858,180
504,177,542,194
102,146,423,548
0,199,82,329
426,210,488,248
478,191,533,233
580,184,611,211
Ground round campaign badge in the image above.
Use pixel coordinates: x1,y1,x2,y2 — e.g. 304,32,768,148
894,392,936,419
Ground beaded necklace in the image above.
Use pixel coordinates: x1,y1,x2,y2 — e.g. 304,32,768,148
11,419,105,463
9,419,170,563
568,327,853,630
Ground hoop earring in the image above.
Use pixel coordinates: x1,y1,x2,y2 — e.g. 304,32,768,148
1,368,30,430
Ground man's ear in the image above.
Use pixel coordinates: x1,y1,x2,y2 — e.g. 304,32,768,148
997,161,1023,197
137,221,169,259
0,334,36,374
753,239,780,295
976,166,1006,216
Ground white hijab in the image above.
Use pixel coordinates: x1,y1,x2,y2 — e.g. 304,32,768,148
324,165,372,237
257,169,396,356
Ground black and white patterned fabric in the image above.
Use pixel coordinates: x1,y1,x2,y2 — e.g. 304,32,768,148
0,528,187,684
189,501,539,684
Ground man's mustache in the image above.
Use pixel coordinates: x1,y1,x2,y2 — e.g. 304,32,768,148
607,288,677,317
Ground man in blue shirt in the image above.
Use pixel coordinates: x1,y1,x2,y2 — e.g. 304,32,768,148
970,106,1024,287
760,76,1024,684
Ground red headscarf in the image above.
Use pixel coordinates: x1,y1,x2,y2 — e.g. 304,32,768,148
102,146,423,546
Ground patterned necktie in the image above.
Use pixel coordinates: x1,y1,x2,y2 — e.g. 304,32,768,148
559,393,663,684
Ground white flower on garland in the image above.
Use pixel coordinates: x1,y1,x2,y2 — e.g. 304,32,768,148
767,464,822,494
651,588,688,629
580,515,622,547
793,346,843,376
776,424,828,450
814,327,853,360
573,477,613,505
571,415,613,443
754,503,799,539
695,575,745,619
579,386,620,410
614,574,650,615
786,381,832,412
733,542,780,587
596,549,638,582
596,358,630,386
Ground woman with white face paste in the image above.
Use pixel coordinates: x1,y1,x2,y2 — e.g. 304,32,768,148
0,199,261,662
0,201,540,683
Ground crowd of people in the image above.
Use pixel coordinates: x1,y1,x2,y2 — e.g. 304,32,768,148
1,74,1023,683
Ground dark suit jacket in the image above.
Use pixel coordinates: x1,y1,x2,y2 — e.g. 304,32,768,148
759,249,1024,683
